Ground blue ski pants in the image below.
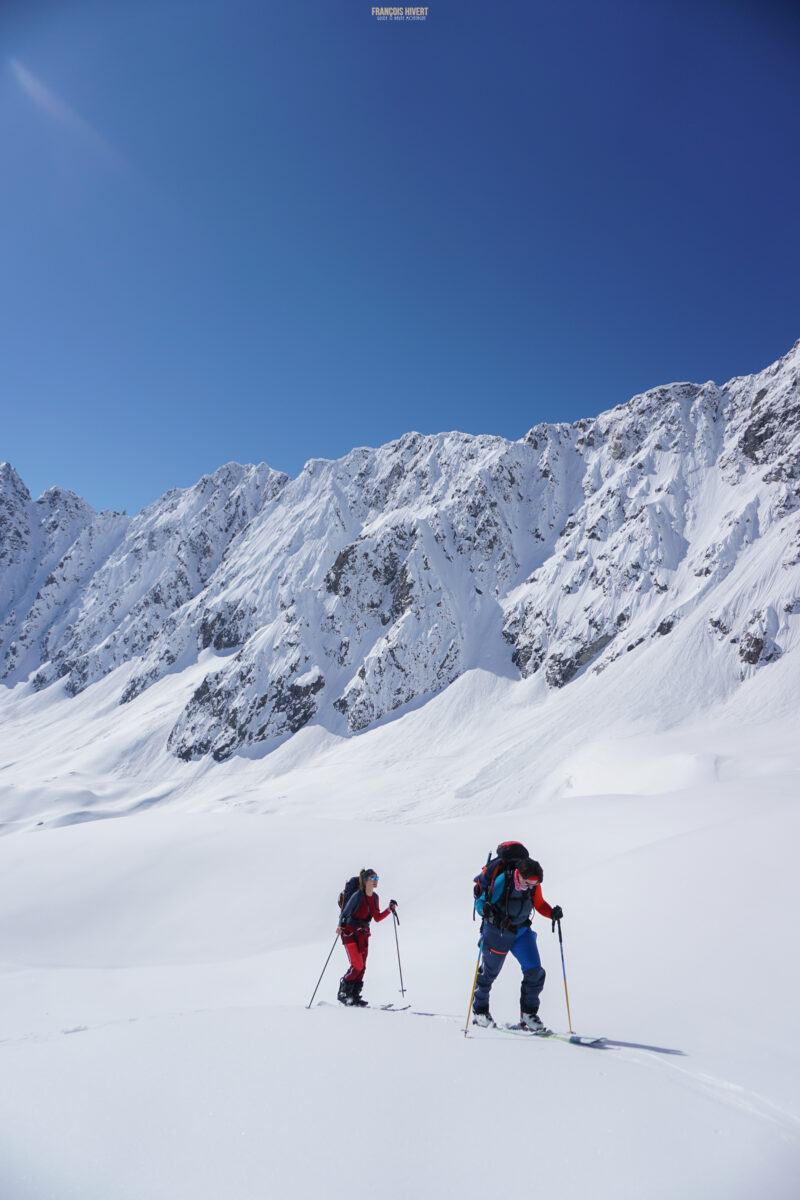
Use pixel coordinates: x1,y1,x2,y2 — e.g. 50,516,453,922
474,922,546,1013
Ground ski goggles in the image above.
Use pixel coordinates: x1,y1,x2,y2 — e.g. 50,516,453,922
513,869,540,891
365,874,378,882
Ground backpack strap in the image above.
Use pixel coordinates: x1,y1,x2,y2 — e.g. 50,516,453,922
478,862,503,928
482,863,525,930
340,878,368,927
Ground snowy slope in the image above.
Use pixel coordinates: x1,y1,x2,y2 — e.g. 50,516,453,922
0,727,798,1200
1,345,799,1198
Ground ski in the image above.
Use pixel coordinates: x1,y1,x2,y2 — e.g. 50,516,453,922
316,1002,602,1044
496,1022,605,1047
316,1001,411,1012
413,1011,604,1045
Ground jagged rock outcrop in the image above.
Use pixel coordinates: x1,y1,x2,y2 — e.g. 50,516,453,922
1,463,287,698
2,339,799,760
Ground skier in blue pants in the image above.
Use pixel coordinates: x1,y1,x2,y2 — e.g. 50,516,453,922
472,856,563,1031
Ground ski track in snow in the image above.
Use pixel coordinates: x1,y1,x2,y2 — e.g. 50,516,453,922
6,998,796,1142
40,999,800,1138
1,765,799,1200
393,1006,800,1141
644,1053,800,1140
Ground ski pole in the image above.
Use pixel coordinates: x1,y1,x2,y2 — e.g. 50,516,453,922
392,910,406,996
306,931,340,1009
554,918,573,1033
463,939,483,1037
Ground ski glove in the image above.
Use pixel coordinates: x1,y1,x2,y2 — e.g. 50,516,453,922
550,905,563,922
389,899,398,911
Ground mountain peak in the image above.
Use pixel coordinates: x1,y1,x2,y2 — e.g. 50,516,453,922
2,339,799,761
0,461,31,503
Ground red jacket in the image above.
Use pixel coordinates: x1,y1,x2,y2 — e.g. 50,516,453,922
339,891,392,931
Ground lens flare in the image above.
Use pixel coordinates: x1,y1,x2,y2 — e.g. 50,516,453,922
10,57,135,178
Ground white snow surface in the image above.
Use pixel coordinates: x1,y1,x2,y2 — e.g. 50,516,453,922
1,345,800,1197
0,685,798,1199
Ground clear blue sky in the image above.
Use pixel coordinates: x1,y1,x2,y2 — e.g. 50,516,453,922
2,0,799,514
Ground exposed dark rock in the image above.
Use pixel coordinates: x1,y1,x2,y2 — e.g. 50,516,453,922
168,665,326,760
740,397,800,464
738,631,781,668
198,604,251,651
326,545,357,595
545,633,615,687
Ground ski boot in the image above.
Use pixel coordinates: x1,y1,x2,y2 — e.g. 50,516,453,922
338,978,355,1006
472,1004,496,1028
351,980,368,1007
520,1009,548,1034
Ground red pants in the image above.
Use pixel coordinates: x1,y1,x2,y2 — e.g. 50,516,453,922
342,927,370,982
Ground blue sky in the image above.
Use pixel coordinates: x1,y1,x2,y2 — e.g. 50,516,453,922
2,0,799,514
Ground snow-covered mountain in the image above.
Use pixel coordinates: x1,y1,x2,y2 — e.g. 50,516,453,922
2,345,800,1200
2,339,799,762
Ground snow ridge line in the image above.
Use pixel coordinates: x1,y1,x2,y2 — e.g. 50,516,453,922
1,339,799,764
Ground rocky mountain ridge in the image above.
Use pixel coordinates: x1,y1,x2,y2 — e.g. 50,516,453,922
2,340,799,761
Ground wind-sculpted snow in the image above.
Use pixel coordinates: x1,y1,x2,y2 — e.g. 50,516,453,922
2,340,800,759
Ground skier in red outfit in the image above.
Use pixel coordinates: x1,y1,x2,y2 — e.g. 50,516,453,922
337,868,397,1006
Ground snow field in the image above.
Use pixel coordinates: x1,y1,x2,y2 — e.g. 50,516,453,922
1,766,799,1200
1,601,799,1198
